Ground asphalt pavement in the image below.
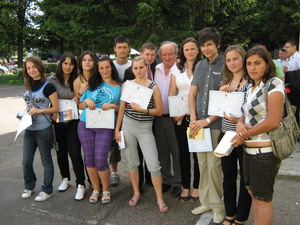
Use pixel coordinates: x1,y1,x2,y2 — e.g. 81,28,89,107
0,85,299,225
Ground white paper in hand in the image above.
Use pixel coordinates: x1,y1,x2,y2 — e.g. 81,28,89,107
15,113,32,141
214,131,236,157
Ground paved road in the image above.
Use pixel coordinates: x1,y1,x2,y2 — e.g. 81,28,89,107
0,85,299,225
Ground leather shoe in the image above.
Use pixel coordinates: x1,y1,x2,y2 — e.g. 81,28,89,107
171,186,181,198
162,183,171,193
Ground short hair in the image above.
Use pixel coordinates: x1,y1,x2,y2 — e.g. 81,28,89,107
114,35,130,47
159,41,178,56
222,45,246,85
141,42,157,53
177,37,200,73
56,52,78,91
198,27,221,47
244,46,276,85
23,56,46,90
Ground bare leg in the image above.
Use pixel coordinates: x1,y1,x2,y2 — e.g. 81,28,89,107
128,171,140,206
111,162,118,172
98,169,110,192
87,167,100,192
256,199,273,225
152,176,168,212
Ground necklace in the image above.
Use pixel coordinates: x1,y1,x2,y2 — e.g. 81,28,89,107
229,77,243,91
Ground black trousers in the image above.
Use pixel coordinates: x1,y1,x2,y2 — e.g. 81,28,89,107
138,145,152,187
218,132,251,221
174,117,200,189
54,120,85,186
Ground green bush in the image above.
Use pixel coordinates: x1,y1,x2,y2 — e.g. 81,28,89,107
0,75,23,85
44,62,58,74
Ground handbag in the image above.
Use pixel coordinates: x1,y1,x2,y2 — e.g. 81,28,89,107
108,139,121,164
264,78,300,160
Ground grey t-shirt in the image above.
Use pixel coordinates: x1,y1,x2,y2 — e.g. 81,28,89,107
191,54,224,129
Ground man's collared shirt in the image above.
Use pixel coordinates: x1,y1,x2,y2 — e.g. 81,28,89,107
287,51,300,72
154,62,176,114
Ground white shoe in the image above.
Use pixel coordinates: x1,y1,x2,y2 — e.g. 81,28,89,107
58,178,71,192
213,212,225,224
35,191,52,202
75,184,85,201
191,205,211,215
21,189,33,199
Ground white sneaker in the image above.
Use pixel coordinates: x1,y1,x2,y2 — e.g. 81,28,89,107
21,189,33,199
35,191,52,202
213,212,225,224
191,205,211,215
58,178,71,192
75,184,85,201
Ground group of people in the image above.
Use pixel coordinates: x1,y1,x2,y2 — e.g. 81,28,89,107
20,27,298,224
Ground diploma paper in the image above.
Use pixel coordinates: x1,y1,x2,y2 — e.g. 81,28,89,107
120,81,153,110
187,128,213,152
15,113,32,141
208,91,244,117
214,131,236,157
118,131,125,150
57,100,79,122
86,109,114,129
168,95,189,117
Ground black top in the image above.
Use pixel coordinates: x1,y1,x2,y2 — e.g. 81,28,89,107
32,80,56,97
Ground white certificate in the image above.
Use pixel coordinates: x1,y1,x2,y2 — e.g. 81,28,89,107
214,131,236,157
15,113,32,141
187,128,213,152
208,91,244,117
120,81,153,110
86,109,114,129
58,99,79,119
168,95,189,117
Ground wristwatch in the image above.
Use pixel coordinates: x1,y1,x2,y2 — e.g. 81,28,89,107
206,117,211,124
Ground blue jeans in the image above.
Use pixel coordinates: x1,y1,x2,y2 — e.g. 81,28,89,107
22,125,54,194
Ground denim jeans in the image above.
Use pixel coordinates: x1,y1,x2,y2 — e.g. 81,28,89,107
22,125,54,194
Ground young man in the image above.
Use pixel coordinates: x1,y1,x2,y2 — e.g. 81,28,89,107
113,35,132,81
284,40,300,72
124,43,157,82
188,27,225,224
110,35,131,187
154,41,182,198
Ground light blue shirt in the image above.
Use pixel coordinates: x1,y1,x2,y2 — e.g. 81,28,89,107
79,82,121,122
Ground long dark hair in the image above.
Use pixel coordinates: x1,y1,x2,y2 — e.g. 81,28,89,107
244,46,276,85
23,56,46,90
55,53,78,91
222,45,246,85
89,56,121,91
177,37,200,73
77,51,98,77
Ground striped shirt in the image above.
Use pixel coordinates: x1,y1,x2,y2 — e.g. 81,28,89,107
221,82,249,133
124,81,155,122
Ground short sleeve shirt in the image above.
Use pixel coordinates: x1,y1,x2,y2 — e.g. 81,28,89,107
242,77,285,143
79,82,121,122
191,54,224,129
170,65,193,96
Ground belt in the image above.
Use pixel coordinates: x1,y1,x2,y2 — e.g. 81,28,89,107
162,114,170,117
244,147,272,155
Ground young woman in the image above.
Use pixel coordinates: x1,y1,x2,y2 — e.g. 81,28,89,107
48,53,86,200
218,45,251,225
115,56,168,213
168,37,200,203
232,46,285,225
78,56,121,204
73,51,96,101
21,56,59,201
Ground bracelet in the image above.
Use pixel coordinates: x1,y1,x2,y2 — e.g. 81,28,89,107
206,117,211,124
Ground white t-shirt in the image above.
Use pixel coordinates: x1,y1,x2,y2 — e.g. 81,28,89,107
170,65,193,96
113,60,132,81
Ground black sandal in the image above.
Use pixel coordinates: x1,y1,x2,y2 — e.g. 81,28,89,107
179,196,189,203
189,195,199,202
233,221,244,225
222,218,235,225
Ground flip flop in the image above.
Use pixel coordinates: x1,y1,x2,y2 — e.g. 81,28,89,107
158,204,169,213
189,195,199,202
128,198,139,207
179,196,189,203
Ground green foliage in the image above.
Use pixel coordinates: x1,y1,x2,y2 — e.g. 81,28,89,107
43,62,58,74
